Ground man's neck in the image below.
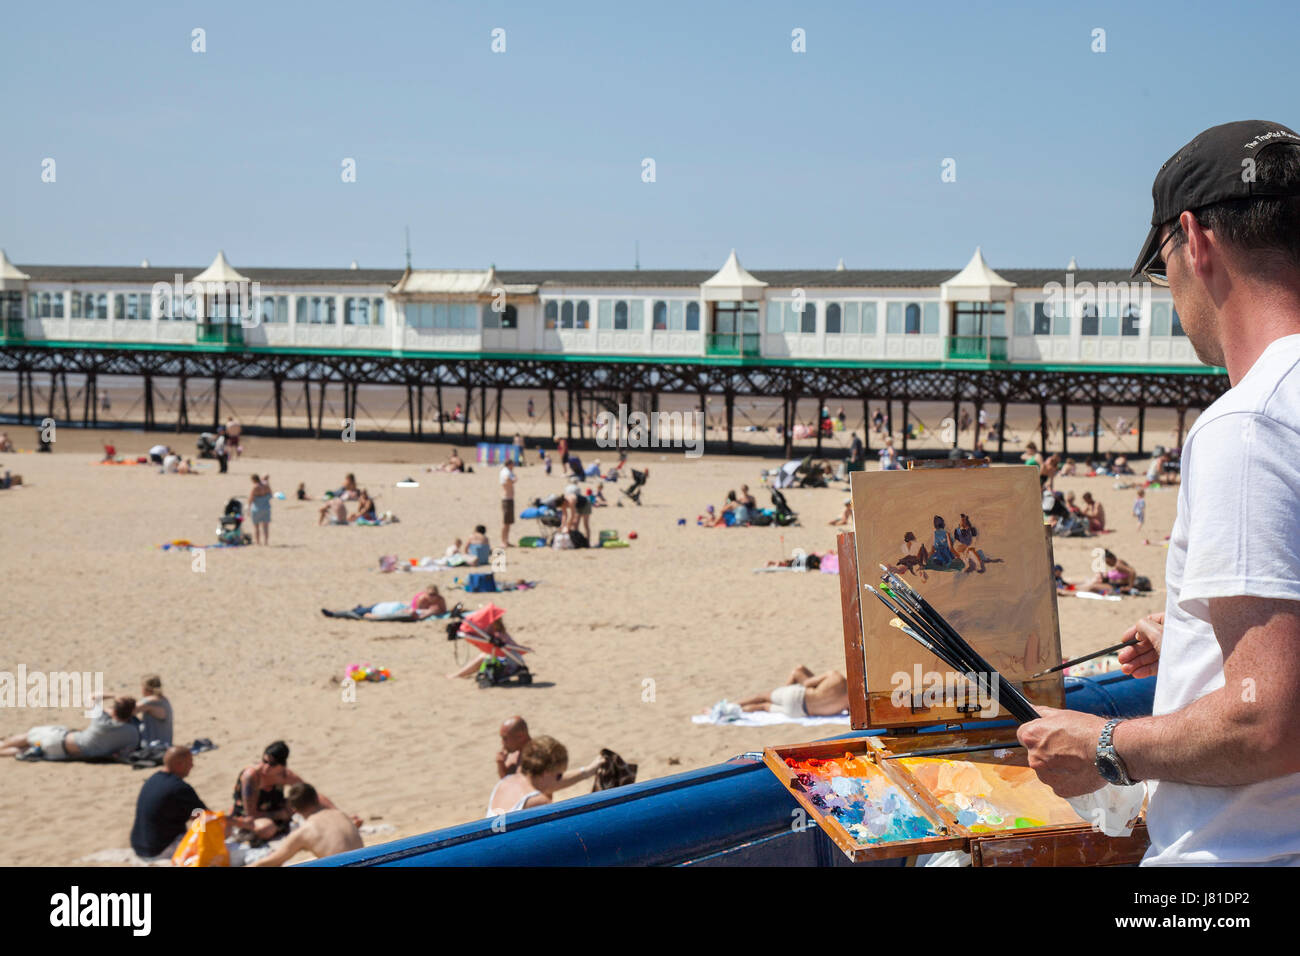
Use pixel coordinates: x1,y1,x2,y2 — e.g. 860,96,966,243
1219,275,1300,385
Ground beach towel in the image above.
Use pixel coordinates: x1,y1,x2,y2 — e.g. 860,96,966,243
592,748,638,792
692,703,850,728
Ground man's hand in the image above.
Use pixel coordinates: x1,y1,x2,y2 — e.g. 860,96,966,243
1016,705,1109,798
1118,613,1164,679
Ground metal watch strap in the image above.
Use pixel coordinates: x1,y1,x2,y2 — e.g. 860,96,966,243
1098,717,1135,786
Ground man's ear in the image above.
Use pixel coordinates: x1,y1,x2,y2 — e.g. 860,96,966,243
1179,210,1215,280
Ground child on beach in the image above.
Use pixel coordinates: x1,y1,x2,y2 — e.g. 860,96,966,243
1133,488,1146,531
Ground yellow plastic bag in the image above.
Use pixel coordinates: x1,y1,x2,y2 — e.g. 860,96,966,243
171,810,229,867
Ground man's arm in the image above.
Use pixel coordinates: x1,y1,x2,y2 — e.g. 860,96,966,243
250,827,307,867
1116,596,1300,786
1020,597,1300,795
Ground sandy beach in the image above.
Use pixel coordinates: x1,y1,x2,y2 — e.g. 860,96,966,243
0,424,1178,866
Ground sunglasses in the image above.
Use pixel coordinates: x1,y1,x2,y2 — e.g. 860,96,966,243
1138,224,1184,287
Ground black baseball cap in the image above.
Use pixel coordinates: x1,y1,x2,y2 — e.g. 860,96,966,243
1131,120,1300,278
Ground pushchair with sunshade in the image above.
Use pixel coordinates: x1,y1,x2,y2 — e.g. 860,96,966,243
621,468,648,505
217,497,252,546
445,602,534,687
770,488,799,526
519,494,564,545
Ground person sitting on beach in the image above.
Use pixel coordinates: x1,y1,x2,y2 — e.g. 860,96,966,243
1060,457,1077,477
230,741,357,843
1084,550,1137,595
951,512,985,573
485,736,600,817
162,450,181,474
177,458,196,474
734,666,849,718
412,584,446,616
130,745,218,862
296,482,308,500
319,498,348,525
930,515,957,567
348,489,377,523
100,441,115,462
1081,491,1107,532
1053,563,1074,595
494,715,603,789
250,783,363,866
0,432,13,453
439,449,466,473
889,531,929,580
1,696,140,761
466,525,492,564
829,497,853,527
447,612,525,679
335,473,360,500
1021,442,1040,467
1111,455,1133,476
94,675,173,746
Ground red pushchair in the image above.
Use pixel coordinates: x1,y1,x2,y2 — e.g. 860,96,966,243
445,603,534,687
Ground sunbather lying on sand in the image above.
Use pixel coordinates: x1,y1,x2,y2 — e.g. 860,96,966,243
1,696,140,761
321,600,444,621
733,666,849,718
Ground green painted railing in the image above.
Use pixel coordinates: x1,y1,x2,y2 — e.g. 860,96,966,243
196,322,244,346
706,332,761,357
947,335,1008,361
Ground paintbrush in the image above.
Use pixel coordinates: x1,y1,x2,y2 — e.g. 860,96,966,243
882,741,1025,760
1032,638,1139,678
878,566,1040,721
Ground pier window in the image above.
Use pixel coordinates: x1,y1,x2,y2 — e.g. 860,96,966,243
577,301,590,329
1122,304,1142,336
258,295,288,324
544,301,558,329
296,296,337,324
1081,304,1100,336
766,302,782,334
1099,304,1119,336
861,302,877,334
799,301,817,334
481,303,518,329
613,300,629,330
923,302,939,334
669,301,684,330
406,303,432,328
1149,302,1170,336
685,302,699,331
30,291,65,319
905,303,921,334
1014,303,1031,336
653,301,668,331
825,303,842,334
344,297,370,325
560,301,574,328
1032,302,1054,335
598,300,613,330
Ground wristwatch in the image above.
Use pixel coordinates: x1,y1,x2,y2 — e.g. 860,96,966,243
1095,718,1136,786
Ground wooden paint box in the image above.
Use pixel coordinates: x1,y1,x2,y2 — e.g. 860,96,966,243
763,461,1148,865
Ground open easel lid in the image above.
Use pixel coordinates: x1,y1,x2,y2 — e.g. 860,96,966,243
838,460,1065,731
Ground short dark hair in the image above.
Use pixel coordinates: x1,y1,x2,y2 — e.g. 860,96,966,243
474,524,486,534
111,696,135,721
1173,145,1300,272
286,782,318,811
264,740,290,765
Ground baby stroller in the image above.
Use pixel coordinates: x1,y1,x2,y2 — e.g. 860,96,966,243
621,468,649,505
770,488,799,526
217,497,252,546
521,494,564,543
196,432,218,459
445,602,534,688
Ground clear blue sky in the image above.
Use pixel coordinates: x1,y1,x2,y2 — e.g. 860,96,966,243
3,0,1296,271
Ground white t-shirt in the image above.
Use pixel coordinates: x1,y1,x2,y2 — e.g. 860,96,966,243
499,466,515,498
1143,334,1300,866
149,444,168,458
162,454,180,473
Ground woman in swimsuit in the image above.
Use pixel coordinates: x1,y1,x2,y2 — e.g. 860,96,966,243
1085,550,1137,594
231,741,354,842
951,513,984,573
248,474,272,545
485,735,597,817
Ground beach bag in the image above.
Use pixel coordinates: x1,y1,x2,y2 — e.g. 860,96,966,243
172,810,230,867
466,572,497,593
552,532,574,550
1133,575,1153,592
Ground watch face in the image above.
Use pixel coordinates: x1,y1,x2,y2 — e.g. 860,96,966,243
1097,753,1121,785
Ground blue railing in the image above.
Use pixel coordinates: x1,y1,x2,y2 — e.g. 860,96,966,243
306,672,1154,867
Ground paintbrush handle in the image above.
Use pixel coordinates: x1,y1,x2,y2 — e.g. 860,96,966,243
1036,637,1140,676
883,741,1025,760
